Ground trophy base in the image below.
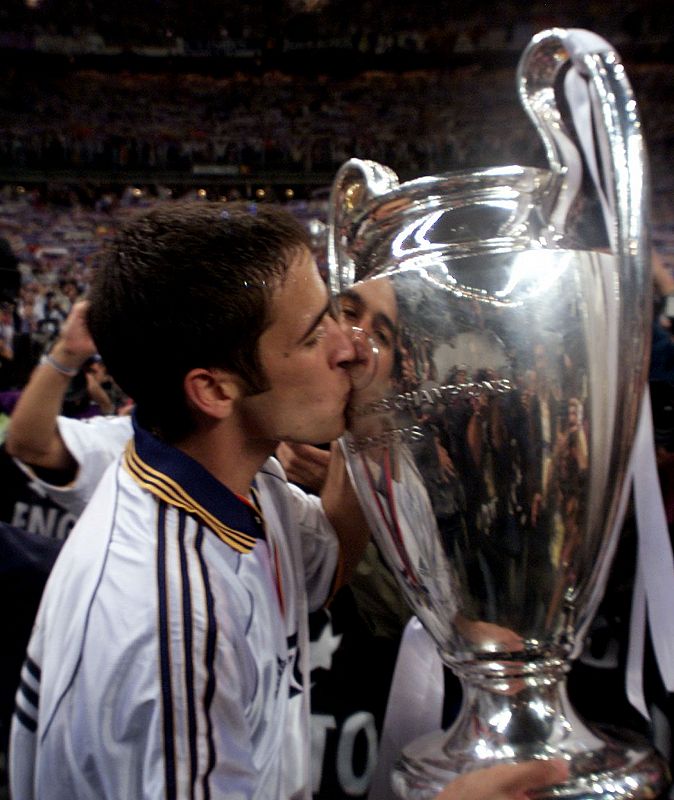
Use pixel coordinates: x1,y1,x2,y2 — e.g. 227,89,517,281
392,723,669,799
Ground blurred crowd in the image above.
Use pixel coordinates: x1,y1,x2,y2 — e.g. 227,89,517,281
1,0,670,54
0,64,672,187
0,68,542,177
0,185,333,402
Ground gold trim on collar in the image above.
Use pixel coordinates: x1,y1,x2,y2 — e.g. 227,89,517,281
124,441,257,554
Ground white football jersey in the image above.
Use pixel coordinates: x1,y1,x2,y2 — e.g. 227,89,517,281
10,420,339,800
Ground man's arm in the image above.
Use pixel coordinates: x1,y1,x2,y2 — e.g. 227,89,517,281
276,442,370,590
5,301,97,473
434,759,568,800
278,440,371,587
319,441,371,587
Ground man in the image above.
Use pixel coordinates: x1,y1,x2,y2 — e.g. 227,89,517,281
10,202,367,800
8,203,565,799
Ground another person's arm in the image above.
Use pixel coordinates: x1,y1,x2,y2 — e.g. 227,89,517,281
6,300,96,473
320,440,371,586
6,302,132,516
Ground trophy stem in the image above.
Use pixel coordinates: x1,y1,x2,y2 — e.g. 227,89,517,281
391,663,668,800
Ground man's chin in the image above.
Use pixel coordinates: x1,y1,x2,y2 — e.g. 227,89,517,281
290,421,347,448
325,410,349,443
325,419,347,443
344,392,377,430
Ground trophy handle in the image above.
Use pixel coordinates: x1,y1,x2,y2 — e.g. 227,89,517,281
517,30,584,234
518,24,651,453
517,28,650,283
521,29,652,642
327,158,400,293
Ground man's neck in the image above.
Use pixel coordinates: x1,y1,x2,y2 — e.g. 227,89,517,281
176,422,277,498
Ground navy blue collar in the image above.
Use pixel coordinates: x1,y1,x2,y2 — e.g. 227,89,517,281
124,416,265,554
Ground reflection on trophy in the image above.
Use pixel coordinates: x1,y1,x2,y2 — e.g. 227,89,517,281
329,28,669,800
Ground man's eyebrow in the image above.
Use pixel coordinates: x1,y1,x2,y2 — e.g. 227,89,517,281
373,311,397,336
339,289,364,309
340,289,397,335
297,299,331,344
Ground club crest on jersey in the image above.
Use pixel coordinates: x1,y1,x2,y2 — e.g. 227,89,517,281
274,633,303,699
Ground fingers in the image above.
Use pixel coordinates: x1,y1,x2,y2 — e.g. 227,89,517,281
436,759,568,800
278,442,331,468
59,300,97,357
62,300,90,333
296,443,332,466
276,442,331,493
496,758,568,796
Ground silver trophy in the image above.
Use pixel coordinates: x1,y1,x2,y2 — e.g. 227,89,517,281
329,28,668,800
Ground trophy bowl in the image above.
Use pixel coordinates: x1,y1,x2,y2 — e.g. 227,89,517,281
330,28,669,800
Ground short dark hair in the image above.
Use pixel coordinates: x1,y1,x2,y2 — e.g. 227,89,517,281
87,201,310,441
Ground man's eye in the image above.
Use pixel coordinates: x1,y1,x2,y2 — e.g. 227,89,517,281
374,329,391,348
304,325,327,348
340,306,358,321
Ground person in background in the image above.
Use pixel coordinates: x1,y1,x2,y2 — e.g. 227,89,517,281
0,237,20,391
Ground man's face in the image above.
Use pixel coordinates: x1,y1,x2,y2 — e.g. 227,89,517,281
238,247,356,446
338,277,398,401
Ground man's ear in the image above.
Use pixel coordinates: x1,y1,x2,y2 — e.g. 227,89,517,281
183,368,242,420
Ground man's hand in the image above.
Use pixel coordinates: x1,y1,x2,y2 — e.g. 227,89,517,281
49,300,97,372
276,442,330,493
435,758,568,800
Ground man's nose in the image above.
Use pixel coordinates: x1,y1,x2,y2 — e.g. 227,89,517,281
341,326,381,389
329,316,357,369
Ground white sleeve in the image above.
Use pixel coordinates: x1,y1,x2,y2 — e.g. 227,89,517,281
12,415,133,517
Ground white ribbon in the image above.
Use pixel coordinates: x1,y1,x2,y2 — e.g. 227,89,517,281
629,389,674,710
368,618,443,800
